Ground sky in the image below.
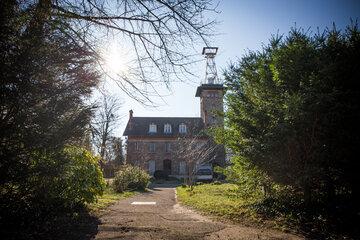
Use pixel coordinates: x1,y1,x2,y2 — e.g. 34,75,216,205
109,0,360,137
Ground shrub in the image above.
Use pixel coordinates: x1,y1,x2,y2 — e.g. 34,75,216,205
153,170,168,180
113,165,150,192
28,146,106,207
0,146,106,238
60,146,106,205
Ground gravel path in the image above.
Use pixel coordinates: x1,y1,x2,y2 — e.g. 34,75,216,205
95,184,303,240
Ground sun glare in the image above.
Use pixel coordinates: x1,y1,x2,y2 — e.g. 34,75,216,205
103,42,130,75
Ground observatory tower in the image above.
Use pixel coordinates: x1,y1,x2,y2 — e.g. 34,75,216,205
196,47,224,127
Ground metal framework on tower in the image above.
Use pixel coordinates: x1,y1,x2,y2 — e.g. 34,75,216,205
202,47,219,84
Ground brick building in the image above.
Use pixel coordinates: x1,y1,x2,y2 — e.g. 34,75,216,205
123,47,225,177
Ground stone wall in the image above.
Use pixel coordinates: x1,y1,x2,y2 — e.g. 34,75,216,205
126,136,226,177
200,89,224,127
126,137,184,175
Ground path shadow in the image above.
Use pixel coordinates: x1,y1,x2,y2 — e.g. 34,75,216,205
1,207,100,240
148,180,182,189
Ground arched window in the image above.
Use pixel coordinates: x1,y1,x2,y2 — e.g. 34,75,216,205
164,123,172,133
149,123,157,133
179,123,187,134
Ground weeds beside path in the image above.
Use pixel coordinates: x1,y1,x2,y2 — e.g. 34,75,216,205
88,186,137,214
176,183,359,239
176,183,298,234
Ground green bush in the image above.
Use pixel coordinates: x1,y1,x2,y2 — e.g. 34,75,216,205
1,146,106,238
113,165,150,192
61,146,106,204
27,146,106,207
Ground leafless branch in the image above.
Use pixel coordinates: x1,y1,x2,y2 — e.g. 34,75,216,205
42,0,218,103
174,134,219,186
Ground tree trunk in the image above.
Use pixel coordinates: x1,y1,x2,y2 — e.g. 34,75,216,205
324,175,335,205
100,120,109,160
303,179,312,206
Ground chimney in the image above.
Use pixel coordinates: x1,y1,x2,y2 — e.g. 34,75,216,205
129,109,133,118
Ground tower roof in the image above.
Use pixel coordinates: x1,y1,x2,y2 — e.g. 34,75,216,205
195,84,224,97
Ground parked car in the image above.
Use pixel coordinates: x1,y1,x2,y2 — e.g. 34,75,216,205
195,168,213,182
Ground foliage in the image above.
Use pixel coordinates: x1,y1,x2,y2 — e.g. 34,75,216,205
111,137,125,166
0,0,99,181
113,165,150,193
100,136,124,178
1,146,105,237
0,0,217,238
0,1,100,235
218,23,360,237
216,156,272,198
62,146,105,204
29,146,105,206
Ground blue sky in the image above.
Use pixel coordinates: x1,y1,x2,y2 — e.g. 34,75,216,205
113,0,360,137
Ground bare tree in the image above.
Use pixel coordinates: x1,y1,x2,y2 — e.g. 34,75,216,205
175,135,219,188
24,0,218,104
91,93,123,164
107,136,124,166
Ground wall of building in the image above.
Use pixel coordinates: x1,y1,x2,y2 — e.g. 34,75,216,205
200,89,224,127
126,137,185,176
125,136,223,176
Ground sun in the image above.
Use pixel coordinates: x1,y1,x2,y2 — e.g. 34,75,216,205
103,42,130,75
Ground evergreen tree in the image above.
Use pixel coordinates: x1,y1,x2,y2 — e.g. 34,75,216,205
0,1,102,235
221,23,360,229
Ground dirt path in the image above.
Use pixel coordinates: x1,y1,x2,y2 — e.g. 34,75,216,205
95,184,303,240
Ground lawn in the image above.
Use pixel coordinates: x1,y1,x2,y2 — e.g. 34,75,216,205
87,186,137,213
176,183,262,224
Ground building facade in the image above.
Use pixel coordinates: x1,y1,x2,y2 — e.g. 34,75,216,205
123,47,225,177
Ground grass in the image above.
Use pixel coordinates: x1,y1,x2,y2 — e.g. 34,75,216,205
176,183,359,239
176,183,262,224
87,186,137,213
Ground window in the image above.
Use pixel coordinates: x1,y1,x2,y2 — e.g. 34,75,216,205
179,123,187,134
149,123,157,133
165,142,171,152
134,142,139,151
148,143,156,152
148,160,155,175
179,161,186,175
164,123,172,134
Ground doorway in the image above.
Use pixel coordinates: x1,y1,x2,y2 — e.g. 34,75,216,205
163,159,171,175
148,160,155,175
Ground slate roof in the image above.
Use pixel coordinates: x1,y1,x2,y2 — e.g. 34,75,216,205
123,117,205,138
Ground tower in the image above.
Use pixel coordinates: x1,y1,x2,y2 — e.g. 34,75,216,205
196,47,224,127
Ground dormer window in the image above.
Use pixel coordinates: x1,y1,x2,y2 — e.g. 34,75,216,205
179,123,187,134
149,123,157,133
164,123,172,134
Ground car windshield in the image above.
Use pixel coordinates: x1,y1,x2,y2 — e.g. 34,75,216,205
196,169,212,175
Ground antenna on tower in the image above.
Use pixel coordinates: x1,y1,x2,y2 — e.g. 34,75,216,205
202,47,219,84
